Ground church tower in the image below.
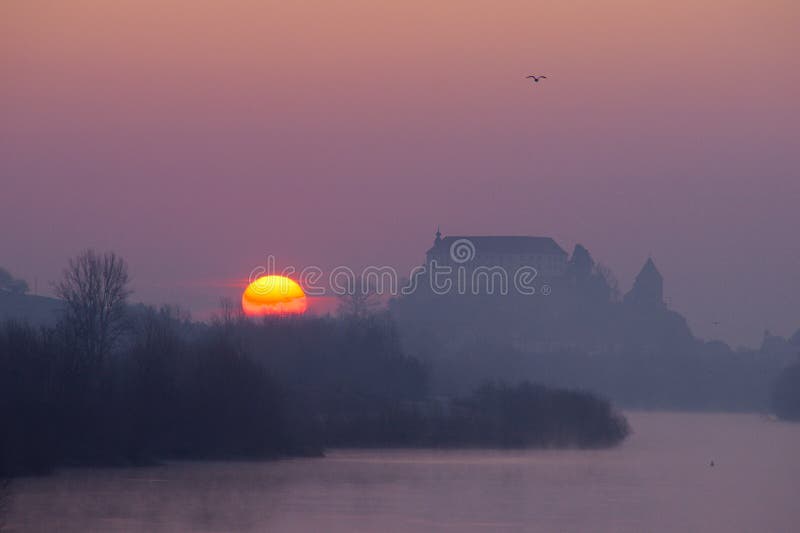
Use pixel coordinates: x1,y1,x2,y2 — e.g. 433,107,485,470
624,257,664,307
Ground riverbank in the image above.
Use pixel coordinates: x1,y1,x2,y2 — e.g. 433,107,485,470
2,412,798,532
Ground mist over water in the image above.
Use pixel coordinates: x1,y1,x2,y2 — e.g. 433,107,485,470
1,2,798,530
6,412,800,532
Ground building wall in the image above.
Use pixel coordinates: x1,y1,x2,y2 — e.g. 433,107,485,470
426,251,567,278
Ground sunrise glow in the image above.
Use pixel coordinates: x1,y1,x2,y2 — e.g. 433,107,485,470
241,275,307,316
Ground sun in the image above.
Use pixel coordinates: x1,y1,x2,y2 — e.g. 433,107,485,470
242,275,307,316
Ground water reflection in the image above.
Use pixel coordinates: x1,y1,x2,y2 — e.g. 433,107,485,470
6,413,800,532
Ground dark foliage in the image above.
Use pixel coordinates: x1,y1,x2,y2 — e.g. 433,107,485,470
0,476,9,531
392,272,790,412
0,311,320,477
1,310,630,477
448,382,629,448
323,382,628,448
1,251,629,477
772,363,800,420
416,340,784,411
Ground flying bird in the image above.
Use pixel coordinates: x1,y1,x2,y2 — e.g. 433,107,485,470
526,75,547,83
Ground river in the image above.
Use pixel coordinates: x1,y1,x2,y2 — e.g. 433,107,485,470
4,412,800,532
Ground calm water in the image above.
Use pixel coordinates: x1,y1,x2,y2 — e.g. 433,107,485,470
5,412,800,532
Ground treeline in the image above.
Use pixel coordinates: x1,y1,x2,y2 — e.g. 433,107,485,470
413,340,786,411
0,311,310,476
0,251,629,477
0,303,430,476
772,361,800,420
391,242,798,413
324,382,629,449
0,314,629,477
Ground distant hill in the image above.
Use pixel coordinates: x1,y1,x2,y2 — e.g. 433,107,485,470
0,291,62,326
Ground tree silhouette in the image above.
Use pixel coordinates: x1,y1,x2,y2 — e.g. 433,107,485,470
337,276,382,319
54,250,131,364
0,476,9,531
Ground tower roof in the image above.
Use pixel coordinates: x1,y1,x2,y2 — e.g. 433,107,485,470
427,235,567,256
636,257,664,283
637,257,662,280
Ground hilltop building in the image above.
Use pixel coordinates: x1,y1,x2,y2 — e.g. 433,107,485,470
425,229,568,278
395,230,686,355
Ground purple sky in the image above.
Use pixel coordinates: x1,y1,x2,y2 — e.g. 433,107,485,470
1,1,798,347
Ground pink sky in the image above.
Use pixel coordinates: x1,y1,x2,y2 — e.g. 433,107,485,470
1,0,798,346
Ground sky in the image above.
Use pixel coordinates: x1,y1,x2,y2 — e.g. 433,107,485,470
1,0,798,347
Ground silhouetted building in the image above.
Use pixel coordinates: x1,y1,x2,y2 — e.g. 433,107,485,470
425,229,568,278
624,257,664,307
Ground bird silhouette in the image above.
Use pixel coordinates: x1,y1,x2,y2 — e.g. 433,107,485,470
526,75,548,83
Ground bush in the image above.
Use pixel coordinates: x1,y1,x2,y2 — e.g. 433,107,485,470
772,363,800,420
1,311,629,477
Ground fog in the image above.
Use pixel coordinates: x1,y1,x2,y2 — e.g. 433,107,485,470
2,1,799,347
2,1,799,531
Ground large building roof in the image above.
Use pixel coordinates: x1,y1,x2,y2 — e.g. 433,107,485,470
428,235,567,256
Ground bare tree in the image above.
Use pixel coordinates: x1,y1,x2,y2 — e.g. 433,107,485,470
212,297,245,330
55,250,131,363
595,263,621,302
337,277,382,319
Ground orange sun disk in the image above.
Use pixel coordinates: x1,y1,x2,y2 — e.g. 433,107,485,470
242,275,307,316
